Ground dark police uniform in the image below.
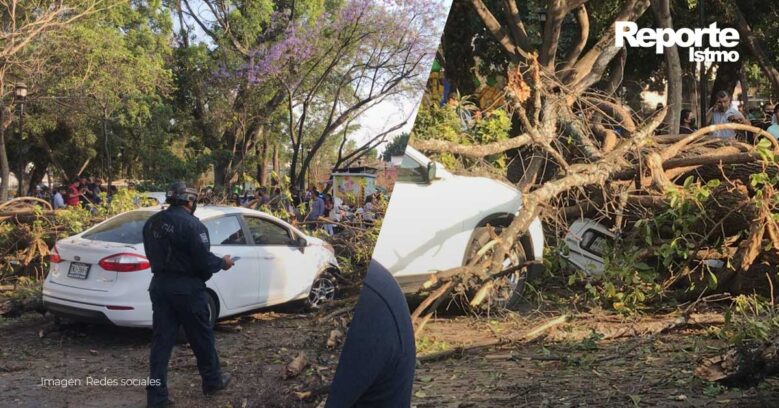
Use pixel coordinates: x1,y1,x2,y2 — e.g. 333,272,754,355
326,260,416,407
143,205,228,406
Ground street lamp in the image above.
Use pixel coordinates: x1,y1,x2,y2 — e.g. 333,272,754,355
14,83,27,197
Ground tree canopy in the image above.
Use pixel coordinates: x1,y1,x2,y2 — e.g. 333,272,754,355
0,0,446,197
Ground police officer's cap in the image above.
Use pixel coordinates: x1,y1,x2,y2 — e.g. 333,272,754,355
166,181,198,205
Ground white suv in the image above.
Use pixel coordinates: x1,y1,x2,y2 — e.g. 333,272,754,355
372,146,545,305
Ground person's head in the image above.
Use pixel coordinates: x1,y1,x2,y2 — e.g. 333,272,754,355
715,90,731,112
774,103,779,121
57,186,66,194
95,178,103,185
79,176,87,184
165,181,199,212
680,109,694,126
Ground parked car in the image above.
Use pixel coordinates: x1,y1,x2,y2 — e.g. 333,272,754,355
562,218,726,275
562,218,614,275
43,206,339,328
371,146,545,307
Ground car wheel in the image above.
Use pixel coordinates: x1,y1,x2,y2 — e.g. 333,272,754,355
464,226,530,312
306,273,338,311
205,292,218,328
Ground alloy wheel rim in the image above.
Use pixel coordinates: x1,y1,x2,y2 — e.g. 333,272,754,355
309,278,336,307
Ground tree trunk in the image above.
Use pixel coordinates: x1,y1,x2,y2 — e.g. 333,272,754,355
709,60,743,107
257,139,269,186
729,0,779,95
272,144,280,177
652,0,682,135
682,66,698,117
739,67,749,112
27,158,49,195
289,143,300,191
213,160,229,192
0,104,10,202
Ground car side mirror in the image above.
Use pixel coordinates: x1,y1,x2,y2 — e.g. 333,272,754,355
293,236,307,253
426,162,437,183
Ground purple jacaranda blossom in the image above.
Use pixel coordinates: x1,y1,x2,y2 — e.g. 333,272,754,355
227,0,445,90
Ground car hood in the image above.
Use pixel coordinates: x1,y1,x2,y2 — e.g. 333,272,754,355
446,173,523,213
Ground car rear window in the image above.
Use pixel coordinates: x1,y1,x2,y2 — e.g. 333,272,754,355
82,211,155,244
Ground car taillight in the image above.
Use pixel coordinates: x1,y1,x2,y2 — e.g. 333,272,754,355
99,253,150,272
49,246,62,264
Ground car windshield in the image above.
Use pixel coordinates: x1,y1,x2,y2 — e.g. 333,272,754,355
81,211,155,244
397,154,427,183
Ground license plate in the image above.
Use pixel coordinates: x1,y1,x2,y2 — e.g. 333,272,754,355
67,262,91,280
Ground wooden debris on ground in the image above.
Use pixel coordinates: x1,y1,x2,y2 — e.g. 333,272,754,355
284,351,308,379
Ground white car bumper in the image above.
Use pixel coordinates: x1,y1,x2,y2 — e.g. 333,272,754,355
43,282,153,328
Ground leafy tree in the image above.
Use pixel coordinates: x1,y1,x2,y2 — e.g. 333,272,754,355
239,0,445,190
0,0,103,200
9,0,173,192
383,133,410,161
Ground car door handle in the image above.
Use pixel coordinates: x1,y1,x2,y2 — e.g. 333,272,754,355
261,255,275,260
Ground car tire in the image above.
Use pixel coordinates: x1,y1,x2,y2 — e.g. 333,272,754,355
305,273,338,311
464,226,531,312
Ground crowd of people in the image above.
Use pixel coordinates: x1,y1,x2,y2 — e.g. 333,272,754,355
229,184,383,235
673,91,779,139
28,176,118,211
26,176,383,235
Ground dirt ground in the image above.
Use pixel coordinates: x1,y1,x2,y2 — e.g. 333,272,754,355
1,305,778,408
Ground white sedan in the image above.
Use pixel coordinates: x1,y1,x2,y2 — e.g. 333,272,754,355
371,146,545,308
42,206,339,328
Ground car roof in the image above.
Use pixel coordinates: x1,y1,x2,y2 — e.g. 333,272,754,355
130,205,298,231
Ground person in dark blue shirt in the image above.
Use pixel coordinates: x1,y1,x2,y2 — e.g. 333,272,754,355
143,182,234,408
326,260,416,407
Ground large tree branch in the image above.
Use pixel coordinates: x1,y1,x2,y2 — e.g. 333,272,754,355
601,47,626,96
412,133,532,158
181,0,250,56
559,5,589,77
729,0,779,95
501,0,532,52
486,108,667,275
651,0,682,135
539,0,567,69
569,0,650,93
467,0,526,62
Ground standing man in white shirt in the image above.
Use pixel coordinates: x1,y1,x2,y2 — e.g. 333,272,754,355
767,104,779,139
52,186,66,209
706,90,749,138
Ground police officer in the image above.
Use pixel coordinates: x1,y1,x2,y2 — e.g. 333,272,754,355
143,182,235,408
326,260,416,407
